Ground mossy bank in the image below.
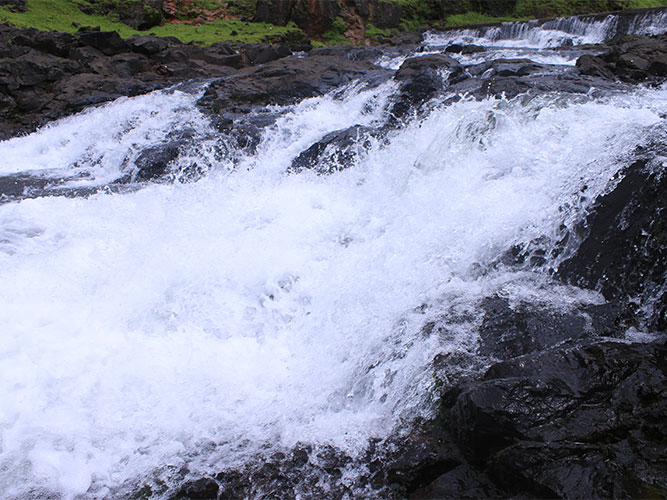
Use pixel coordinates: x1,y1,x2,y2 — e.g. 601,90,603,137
1,0,666,46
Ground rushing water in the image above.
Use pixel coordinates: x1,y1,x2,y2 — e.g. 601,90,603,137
0,10,666,500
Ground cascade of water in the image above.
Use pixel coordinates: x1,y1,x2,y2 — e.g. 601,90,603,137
0,8,666,499
424,7,667,50
0,76,665,498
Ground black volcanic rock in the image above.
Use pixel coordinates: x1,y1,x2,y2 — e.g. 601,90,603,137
558,158,667,330
289,124,379,174
0,25,251,140
439,340,667,499
389,54,463,121
575,33,667,83
196,54,389,152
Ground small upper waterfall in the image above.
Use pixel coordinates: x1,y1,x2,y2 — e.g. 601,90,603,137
424,7,667,49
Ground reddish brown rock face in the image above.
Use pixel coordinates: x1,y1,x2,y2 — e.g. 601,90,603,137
291,0,340,35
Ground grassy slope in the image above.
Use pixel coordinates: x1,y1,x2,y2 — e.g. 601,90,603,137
445,0,667,27
0,0,665,45
0,0,303,44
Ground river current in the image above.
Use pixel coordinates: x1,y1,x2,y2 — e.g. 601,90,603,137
0,9,666,499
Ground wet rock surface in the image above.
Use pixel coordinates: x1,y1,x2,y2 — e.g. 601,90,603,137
196,54,390,154
558,157,667,331
576,33,667,83
0,24,303,140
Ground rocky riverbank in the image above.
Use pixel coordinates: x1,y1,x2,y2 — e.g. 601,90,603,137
1,11,666,500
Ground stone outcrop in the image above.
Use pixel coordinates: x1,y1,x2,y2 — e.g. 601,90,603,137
576,33,667,83
0,24,302,140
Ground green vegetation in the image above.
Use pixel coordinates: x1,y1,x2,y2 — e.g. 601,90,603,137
444,11,526,27
0,0,305,44
366,23,392,41
149,20,299,44
0,0,665,45
319,16,349,45
514,0,667,18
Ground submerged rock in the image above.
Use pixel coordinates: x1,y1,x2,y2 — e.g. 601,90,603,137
289,124,379,174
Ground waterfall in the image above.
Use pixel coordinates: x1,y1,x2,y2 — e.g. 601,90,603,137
0,9,665,500
424,7,667,49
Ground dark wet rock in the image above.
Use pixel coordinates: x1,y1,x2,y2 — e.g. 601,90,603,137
409,463,505,499
310,44,384,62
390,54,463,121
378,31,423,47
174,478,219,499
133,141,184,181
558,158,667,331
289,124,379,174
576,53,617,79
0,25,245,140
10,28,76,57
574,33,667,83
199,55,384,113
478,296,624,360
445,43,486,54
242,43,291,65
604,33,667,83
438,340,667,499
78,30,130,56
197,54,389,151
127,35,170,56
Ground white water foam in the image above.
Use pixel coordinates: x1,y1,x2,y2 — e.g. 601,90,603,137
0,87,212,186
0,74,665,499
424,8,667,51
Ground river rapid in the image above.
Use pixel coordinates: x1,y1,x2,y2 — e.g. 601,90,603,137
0,9,666,499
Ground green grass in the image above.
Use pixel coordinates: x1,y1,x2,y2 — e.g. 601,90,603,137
0,0,305,44
514,0,667,18
366,23,393,40
149,20,300,44
319,16,350,45
445,11,526,27
1,0,665,46
626,0,667,7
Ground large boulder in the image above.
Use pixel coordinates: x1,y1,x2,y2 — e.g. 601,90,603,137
390,54,464,122
118,0,164,31
253,0,295,25
440,340,667,499
558,158,667,330
289,124,379,174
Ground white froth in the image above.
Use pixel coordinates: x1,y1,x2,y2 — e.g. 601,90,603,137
0,87,211,185
424,9,667,52
0,52,666,500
